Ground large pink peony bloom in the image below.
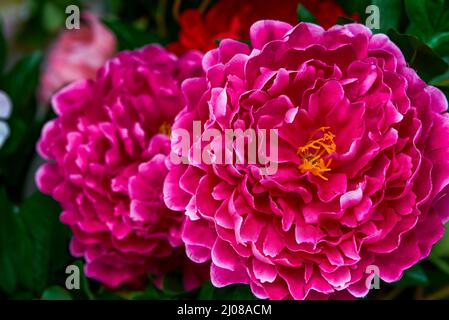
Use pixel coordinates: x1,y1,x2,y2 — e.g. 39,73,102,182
164,21,449,299
38,12,117,104
36,45,209,289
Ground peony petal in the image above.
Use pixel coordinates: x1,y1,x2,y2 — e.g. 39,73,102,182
250,20,292,50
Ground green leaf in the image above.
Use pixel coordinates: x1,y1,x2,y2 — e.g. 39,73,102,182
122,272,198,300
0,189,34,295
338,0,370,18
41,286,72,300
95,290,128,300
337,0,404,33
127,285,165,300
424,267,449,287
0,109,54,204
0,117,28,156
432,224,449,258
428,32,449,60
396,264,428,286
198,282,256,300
2,52,42,113
405,0,449,42
371,0,403,34
42,2,66,33
103,18,165,50
388,29,449,82
0,18,6,75
104,0,123,15
19,191,70,293
429,255,449,276
10,291,36,300
109,280,171,300
405,0,435,41
161,272,185,296
197,282,215,300
0,189,18,294
297,4,317,24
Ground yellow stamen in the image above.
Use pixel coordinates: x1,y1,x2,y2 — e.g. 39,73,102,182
158,121,172,136
297,127,336,181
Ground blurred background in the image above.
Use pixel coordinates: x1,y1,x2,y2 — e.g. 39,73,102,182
1,0,449,300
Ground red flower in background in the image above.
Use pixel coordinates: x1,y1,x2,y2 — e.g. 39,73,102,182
302,0,359,29
168,0,357,55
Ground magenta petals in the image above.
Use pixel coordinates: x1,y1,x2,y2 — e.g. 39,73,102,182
163,21,449,299
36,45,208,289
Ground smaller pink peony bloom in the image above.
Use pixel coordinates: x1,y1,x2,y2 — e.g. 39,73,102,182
36,44,208,289
38,12,117,104
165,21,449,299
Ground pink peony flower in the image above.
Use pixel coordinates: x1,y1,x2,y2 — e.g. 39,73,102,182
36,44,209,289
38,12,117,104
164,21,449,299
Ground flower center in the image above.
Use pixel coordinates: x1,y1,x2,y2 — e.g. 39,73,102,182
158,121,172,136
297,126,336,181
